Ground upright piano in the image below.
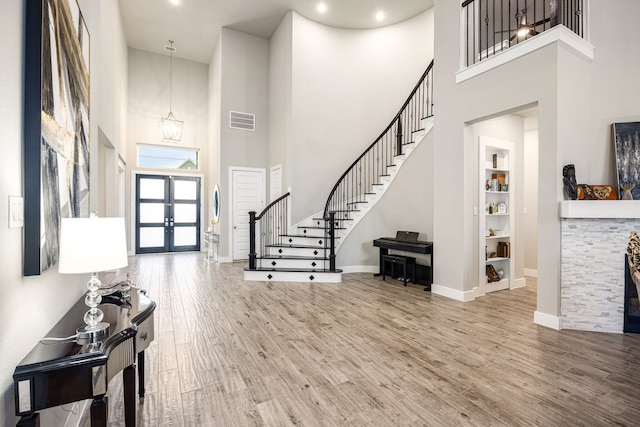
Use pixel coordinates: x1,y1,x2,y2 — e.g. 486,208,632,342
373,231,433,290
13,288,155,427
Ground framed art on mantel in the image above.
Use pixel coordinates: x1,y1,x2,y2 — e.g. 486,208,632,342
613,122,640,201
24,0,91,276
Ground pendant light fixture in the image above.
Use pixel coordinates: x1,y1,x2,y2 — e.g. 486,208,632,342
160,40,183,142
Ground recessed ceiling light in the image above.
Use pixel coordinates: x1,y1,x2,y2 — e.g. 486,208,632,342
169,0,180,6
317,3,328,14
375,11,385,22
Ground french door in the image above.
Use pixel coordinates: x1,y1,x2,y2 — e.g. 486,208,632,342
135,174,201,254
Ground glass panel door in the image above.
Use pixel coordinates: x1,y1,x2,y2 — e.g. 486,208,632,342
135,174,201,254
171,176,200,252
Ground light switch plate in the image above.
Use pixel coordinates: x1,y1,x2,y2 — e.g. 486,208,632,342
9,196,24,228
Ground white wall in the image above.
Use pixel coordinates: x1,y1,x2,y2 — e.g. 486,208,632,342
432,0,640,320
127,48,209,252
586,0,640,186
97,1,128,219
217,28,270,259
337,131,434,269
289,10,435,223
524,116,539,274
127,49,209,148
0,1,128,424
97,1,128,154
434,0,562,312
208,37,222,229
269,13,293,192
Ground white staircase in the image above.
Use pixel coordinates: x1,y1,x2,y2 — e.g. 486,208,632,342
243,116,434,283
243,217,342,282
324,116,434,249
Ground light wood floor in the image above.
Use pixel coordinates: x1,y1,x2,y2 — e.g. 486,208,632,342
84,253,640,426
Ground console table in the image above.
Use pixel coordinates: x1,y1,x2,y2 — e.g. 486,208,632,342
13,288,156,427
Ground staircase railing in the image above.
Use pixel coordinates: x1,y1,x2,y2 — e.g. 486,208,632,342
323,60,434,226
248,192,290,270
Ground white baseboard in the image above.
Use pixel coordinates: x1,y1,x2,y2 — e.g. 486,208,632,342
534,311,561,330
339,265,378,274
511,277,526,289
524,268,538,278
431,284,476,302
217,256,234,263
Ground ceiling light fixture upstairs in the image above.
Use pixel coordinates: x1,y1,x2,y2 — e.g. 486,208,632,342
160,40,183,143
375,11,385,22
169,0,181,6
317,3,328,14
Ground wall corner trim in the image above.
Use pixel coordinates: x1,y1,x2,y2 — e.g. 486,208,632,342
534,311,562,330
431,284,475,302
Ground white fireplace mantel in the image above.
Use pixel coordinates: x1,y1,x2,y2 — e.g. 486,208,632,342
560,200,640,219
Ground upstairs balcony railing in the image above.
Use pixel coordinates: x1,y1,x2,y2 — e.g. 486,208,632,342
462,0,585,66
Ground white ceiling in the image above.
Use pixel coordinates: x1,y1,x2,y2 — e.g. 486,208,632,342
118,0,435,64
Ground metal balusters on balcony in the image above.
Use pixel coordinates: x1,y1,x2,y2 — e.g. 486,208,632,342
462,0,585,67
248,192,289,270
322,60,434,229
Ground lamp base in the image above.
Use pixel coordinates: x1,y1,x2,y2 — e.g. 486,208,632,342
76,322,110,345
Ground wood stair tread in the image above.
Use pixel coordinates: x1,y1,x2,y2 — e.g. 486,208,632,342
280,234,341,239
260,255,328,260
244,267,343,273
298,226,347,230
266,244,328,249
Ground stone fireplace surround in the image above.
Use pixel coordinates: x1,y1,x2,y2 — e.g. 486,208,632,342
560,201,640,333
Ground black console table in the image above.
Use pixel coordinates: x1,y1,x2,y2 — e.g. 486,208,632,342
13,288,156,427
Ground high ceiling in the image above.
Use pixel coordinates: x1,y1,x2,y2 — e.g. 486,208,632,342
118,0,435,64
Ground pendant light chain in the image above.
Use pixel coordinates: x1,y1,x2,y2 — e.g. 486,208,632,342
159,39,184,142
169,40,174,113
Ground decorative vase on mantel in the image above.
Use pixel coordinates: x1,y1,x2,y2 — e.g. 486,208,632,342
620,182,635,200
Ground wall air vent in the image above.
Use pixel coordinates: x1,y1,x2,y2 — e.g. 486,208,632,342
229,111,255,131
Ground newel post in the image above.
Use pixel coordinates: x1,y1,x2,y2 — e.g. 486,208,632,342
328,212,336,272
249,211,257,270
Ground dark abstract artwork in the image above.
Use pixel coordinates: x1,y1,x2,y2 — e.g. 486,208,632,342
24,0,90,275
613,122,640,201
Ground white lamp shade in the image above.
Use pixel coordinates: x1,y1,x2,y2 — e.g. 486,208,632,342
58,217,128,274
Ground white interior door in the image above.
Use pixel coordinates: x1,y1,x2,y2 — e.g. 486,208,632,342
231,168,265,261
270,164,282,202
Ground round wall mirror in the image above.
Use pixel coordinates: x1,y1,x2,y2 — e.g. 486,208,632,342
213,184,220,225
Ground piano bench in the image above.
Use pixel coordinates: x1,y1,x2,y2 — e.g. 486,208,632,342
382,254,416,286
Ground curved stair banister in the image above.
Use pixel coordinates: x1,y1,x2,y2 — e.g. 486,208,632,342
323,60,434,226
249,192,290,270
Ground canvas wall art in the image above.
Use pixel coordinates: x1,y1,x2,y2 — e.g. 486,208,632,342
24,0,90,276
613,122,640,201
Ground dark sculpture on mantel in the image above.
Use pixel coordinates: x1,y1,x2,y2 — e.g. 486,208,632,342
563,164,578,200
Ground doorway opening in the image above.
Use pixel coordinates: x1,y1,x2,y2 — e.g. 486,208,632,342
470,106,539,296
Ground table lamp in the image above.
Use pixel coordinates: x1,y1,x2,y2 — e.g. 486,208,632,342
58,216,128,344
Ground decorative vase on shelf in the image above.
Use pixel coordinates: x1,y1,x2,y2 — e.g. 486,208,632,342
620,182,635,200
